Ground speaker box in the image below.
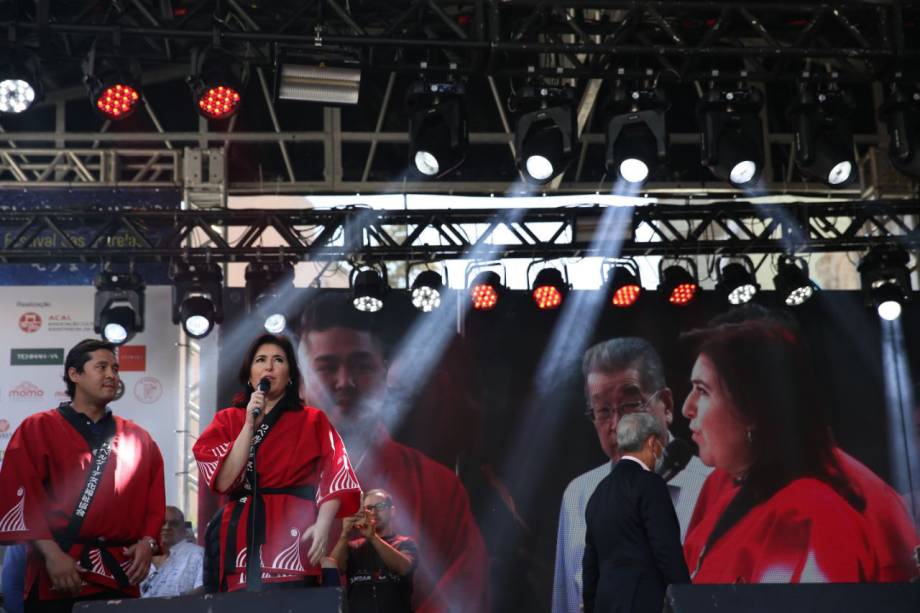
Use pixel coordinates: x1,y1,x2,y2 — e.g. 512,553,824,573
665,583,920,613
74,586,342,613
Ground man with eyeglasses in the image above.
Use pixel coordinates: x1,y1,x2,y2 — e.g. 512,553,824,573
332,489,419,613
140,507,203,598
552,338,711,613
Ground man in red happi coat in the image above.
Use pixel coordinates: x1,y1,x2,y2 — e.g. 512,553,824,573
299,297,490,613
0,339,165,612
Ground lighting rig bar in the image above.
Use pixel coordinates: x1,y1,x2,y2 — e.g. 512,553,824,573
1,199,919,263
2,1,920,80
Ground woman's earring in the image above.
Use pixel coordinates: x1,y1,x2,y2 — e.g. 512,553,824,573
747,428,754,444
246,381,254,393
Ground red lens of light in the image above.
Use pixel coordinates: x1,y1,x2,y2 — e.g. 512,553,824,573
612,284,641,307
669,282,698,305
96,84,140,119
471,284,499,311
198,85,241,119
533,285,563,310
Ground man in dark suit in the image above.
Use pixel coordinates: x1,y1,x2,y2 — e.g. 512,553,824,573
583,413,690,613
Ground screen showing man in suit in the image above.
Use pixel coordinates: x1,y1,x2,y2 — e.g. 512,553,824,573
208,289,919,612
583,412,691,613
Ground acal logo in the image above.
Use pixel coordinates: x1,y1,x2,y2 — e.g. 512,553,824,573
114,379,125,401
8,381,44,401
134,377,162,404
18,312,42,333
46,314,93,333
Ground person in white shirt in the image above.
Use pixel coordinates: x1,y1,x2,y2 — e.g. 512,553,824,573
140,506,204,598
552,337,711,613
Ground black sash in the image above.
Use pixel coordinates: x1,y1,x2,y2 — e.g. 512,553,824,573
223,484,317,590
53,403,130,589
690,483,763,581
223,405,315,591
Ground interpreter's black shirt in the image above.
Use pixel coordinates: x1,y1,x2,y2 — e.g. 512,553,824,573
346,534,419,613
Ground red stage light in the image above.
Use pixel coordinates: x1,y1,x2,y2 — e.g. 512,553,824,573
197,85,241,120
95,84,140,119
669,282,698,306
471,284,499,311
612,284,641,307
533,285,563,310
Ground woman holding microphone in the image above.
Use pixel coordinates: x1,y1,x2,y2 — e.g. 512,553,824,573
194,333,361,591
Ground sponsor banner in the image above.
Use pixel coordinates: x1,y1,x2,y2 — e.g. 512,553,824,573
11,347,64,365
0,189,178,285
0,286,180,504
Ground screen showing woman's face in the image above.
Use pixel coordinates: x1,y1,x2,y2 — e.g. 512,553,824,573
683,353,753,477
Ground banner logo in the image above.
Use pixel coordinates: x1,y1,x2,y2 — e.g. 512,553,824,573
18,312,42,333
0,420,9,433
46,314,93,333
11,348,64,365
134,377,162,404
8,382,44,401
118,345,146,372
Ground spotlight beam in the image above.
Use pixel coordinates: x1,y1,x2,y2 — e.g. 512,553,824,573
879,319,920,518
339,207,530,455
481,205,634,562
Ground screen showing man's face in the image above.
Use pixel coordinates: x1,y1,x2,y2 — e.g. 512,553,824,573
300,326,388,427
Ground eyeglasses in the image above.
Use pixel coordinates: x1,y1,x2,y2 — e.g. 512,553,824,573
162,519,184,528
585,389,663,424
364,501,392,513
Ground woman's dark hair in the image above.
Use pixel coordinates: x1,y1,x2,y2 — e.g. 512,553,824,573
683,320,864,512
232,334,303,410
63,339,117,398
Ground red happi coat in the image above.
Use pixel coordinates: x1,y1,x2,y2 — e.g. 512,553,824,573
193,404,361,590
683,470,879,584
349,428,490,613
832,448,920,581
0,406,165,600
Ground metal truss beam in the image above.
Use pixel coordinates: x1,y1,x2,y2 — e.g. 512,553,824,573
1,199,918,263
3,1,920,80
0,148,180,185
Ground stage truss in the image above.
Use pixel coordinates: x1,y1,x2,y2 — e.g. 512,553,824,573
1,199,918,264
1,2,920,195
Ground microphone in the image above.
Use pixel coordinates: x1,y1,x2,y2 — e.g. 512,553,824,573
251,377,271,417
656,438,694,483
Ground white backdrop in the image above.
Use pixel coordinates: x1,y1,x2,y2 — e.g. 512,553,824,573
0,286,181,506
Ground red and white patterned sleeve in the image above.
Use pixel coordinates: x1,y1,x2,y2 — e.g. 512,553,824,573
193,409,246,494
313,409,361,516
